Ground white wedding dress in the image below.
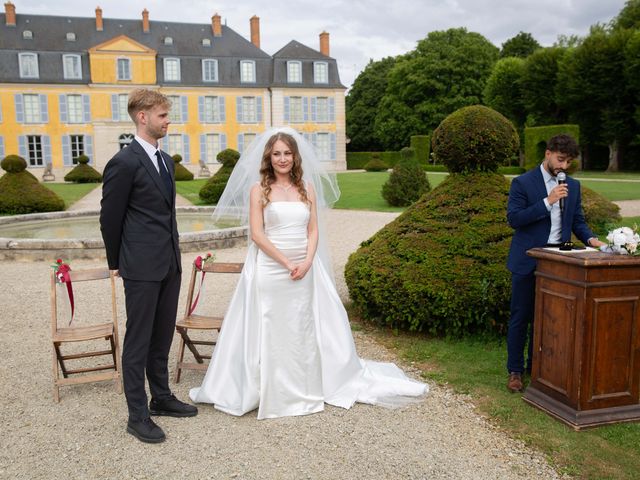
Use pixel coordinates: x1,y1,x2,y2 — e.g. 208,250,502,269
189,201,427,419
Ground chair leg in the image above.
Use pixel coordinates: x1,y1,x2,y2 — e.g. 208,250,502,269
109,335,123,394
174,330,187,384
52,346,60,403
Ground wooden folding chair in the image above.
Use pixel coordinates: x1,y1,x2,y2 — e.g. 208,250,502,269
50,267,122,402
174,261,243,383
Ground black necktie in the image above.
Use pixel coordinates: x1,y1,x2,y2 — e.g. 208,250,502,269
155,150,172,194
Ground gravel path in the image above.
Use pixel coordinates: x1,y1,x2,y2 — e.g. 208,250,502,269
0,209,566,479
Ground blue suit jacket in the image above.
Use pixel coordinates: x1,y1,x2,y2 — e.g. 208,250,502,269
506,166,594,275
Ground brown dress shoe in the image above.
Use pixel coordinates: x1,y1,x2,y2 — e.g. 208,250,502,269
507,372,523,393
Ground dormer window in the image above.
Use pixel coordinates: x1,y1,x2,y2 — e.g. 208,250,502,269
287,61,302,83
18,53,39,79
202,38,211,47
22,30,33,40
164,37,173,45
314,62,329,84
163,58,181,82
240,60,256,83
66,32,76,41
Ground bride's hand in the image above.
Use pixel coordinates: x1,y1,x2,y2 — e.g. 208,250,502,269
290,260,312,280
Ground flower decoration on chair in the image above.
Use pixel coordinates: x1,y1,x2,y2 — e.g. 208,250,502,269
51,258,75,324
189,252,216,316
601,225,639,256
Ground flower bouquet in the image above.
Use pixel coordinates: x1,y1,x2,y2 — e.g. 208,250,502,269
601,225,639,255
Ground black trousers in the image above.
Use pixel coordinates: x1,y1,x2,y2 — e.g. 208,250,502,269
121,254,181,421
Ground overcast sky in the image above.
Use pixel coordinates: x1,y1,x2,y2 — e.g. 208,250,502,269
13,0,628,89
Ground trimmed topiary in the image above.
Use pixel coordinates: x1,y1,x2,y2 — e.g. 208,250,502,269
381,147,431,206
431,105,519,174
172,154,194,181
581,186,622,237
0,155,65,214
363,153,388,172
199,148,240,204
64,155,102,183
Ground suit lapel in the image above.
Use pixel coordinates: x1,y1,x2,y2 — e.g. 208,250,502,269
130,140,173,206
532,167,548,201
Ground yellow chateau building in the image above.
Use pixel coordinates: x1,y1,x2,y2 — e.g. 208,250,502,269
0,2,347,179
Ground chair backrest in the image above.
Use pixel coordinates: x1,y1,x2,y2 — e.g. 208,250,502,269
183,261,244,318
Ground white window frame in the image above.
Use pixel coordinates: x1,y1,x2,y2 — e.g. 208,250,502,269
117,94,128,121
202,59,218,82
19,52,39,79
204,133,222,164
70,134,85,162
163,57,181,82
63,54,82,80
23,94,41,123
314,61,329,84
117,57,131,81
240,60,256,83
315,132,331,161
316,97,329,123
164,37,173,45
241,96,257,123
66,94,84,124
168,95,182,123
289,96,304,123
27,135,44,166
66,32,76,42
203,96,221,123
22,30,33,40
168,134,184,157
287,61,302,83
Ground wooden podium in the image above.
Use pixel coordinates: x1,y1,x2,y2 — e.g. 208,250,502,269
523,248,640,430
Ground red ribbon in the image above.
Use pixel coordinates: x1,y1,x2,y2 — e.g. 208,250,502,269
188,254,210,316
55,263,75,325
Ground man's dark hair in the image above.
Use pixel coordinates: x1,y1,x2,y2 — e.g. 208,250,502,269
546,134,579,158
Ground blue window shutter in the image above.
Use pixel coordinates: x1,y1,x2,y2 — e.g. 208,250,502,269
82,95,91,122
18,136,27,158
59,95,68,123
181,96,188,123
43,135,52,164
161,136,168,152
183,134,190,162
237,134,244,153
311,97,317,122
85,135,94,163
284,97,290,122
15,94,24,123
200,134,207,162
221,133,227,151
236,97,243,123
312,133,317,148
256,97,263,123
198,96,204,123
111,94,119,121
0,137,4,158
330,133,336,160
219,96,225,122
303,97,309,121
39,95,48,122
329,97,335,122
62,135,71,165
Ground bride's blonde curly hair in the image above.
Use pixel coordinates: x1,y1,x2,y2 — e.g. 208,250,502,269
259,132,309,206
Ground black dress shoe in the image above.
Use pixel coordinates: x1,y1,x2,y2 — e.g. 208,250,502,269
127,417,166,443
150,394,198,418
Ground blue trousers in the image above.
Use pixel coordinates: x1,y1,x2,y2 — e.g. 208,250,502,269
506,272,536,374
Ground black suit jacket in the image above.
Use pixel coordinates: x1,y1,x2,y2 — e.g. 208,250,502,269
100,139,181,281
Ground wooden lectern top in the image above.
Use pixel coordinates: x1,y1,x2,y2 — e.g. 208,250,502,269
528,248,640,268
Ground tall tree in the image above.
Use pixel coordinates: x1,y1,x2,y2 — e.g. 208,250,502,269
520,47,568,126
483,57,526,130
500,31,541,58
557,26,635,171
374,28,499,150
613,0,640,30
345,57,397,151
625,30,640,145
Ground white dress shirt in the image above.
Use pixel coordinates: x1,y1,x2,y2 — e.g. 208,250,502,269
540,164,562,244
134,135,167,174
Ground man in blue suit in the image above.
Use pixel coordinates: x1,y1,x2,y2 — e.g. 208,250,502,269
505,134,605,392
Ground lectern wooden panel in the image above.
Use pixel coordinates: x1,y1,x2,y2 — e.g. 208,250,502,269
523,248,640,430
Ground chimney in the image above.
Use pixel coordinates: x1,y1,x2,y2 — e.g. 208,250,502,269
5,2,16,26
142,8,149,33
95,6,103,31
319,31,330,56
250,15,260,49
211,13,221,37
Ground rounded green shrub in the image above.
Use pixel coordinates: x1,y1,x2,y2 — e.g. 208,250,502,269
172,154,194,181
581,186,621,237
346,172,512,336
432,105,519,174
64,155,102,183
198,148,240,204
363,154,388,172
382,147,431,206
0,155,65,214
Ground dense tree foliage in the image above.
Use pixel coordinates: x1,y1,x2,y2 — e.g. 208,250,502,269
614,0,640,30
483,57,527,135
345,57,397,151
374,28,499,150
500,31,541,58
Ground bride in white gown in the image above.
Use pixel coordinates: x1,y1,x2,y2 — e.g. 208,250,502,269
189,127,427,419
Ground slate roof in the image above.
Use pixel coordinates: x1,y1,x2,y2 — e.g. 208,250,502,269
0,12,344,88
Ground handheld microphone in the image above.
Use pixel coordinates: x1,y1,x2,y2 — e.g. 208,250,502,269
556,171,566,214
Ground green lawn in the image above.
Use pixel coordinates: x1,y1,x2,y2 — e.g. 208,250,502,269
573,171,640,180
44,183,100,209
352,318,640,479
176,179,209,205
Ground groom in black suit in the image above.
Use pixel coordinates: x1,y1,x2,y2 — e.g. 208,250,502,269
100,89,196,443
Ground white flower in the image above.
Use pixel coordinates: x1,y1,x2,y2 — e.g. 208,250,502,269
628,243,637,254
613,232,627,246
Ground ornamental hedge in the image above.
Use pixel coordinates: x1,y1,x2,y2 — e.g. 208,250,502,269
172,154,194,181
524,125,580,170
63,155,102,183
363,153,388,172
581,186,621,236
199,148,240,204
0,155,65,214
381,147,430,206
